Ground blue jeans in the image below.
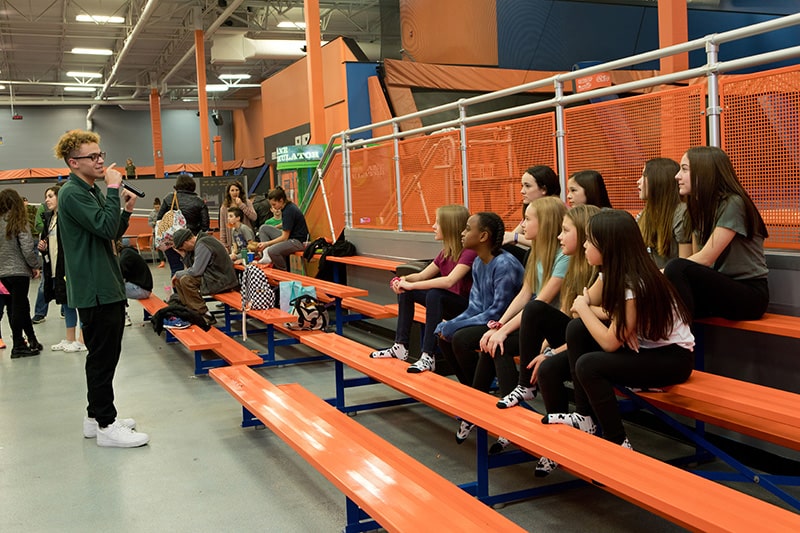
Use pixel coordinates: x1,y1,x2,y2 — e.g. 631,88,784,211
62,305,79,329
34,278,49,317
125,282,152,300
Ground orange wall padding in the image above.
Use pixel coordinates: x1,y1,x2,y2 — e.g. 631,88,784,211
261,37,357,140
383,59,659,94
367,76,394,138
232,96,265,160
400,0,497,66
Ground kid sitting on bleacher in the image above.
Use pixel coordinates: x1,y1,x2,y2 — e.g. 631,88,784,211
370,205,476,368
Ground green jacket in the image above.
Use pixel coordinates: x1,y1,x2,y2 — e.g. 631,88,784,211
57,173,130,308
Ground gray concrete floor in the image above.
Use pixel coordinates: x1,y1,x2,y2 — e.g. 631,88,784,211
0,264,796,532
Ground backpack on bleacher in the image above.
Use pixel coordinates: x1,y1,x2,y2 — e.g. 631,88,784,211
240,264,275,311
290,294,329,331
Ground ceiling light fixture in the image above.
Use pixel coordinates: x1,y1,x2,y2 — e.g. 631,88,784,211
76,15,125,24
205,84,229,92
71,47,114,56
66,71,102,78
64,86,97,92
277,21,306,29
0,85,6,90
219,74,252,80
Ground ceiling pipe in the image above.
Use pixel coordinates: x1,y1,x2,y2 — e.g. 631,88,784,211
162,0,247,89
86,0,161,122
0,97,250,109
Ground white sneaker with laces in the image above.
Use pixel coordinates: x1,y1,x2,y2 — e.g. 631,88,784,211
51,339,72,351
455,420,475,444
64,341,88,353
96,420,149,448
369,343,409,361
84,416,137,438
124,313,132,327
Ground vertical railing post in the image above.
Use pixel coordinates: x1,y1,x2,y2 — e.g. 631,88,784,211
341,132,353,229
458,100,470,208
705,40,722,147
392,122,404,231
554,79,568,202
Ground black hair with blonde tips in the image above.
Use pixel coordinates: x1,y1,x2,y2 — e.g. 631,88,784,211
571,170,613,208
53,129,100,165
684,146,767,243
638,158,681,258
587,209,690,342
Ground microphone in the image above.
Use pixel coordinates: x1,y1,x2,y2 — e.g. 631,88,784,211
122,181,145,198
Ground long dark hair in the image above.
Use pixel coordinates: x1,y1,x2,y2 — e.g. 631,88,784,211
684,146,767,243
0,188,31,239
588,209,691,342
224,180,246,207
572,170,612,208
267,185,289,204
638,158,681,257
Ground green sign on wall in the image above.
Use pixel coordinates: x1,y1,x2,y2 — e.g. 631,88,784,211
276,144,326,170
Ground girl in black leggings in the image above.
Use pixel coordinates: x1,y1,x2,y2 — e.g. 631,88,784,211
664,146,768,320
538,210,695,476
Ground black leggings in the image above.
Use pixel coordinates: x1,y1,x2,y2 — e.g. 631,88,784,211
565,318,694,444
664,258,768,320
0,276,37,348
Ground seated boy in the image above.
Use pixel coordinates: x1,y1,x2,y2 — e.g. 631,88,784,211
171,228,239,326
227,206,255,261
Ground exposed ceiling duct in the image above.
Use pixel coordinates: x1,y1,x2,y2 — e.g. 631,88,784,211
211,32,309,63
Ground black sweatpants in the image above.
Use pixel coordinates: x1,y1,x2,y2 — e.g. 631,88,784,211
79,301,126,427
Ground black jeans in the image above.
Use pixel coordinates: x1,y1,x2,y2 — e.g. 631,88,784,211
79,301,126,427
664,258,768,320
438,325,518,395
565,318,694,444
395,288,468,354
0,276,37,348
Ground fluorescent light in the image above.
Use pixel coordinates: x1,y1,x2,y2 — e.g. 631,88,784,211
278,21,306,29
76,15,125,24
0,85,6,90
205,84,229,92
64,86,97,93
219,74,251,80
66,71,102,79
71,47,113,56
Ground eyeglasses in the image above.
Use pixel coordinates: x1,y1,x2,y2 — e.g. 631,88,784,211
71,151,106,162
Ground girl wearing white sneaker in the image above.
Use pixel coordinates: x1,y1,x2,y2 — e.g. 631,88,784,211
370,205,476,369
496,205,600,413
39,186,88,354
540,209,694,474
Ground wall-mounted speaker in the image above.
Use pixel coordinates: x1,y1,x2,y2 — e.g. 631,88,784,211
212,112,223,126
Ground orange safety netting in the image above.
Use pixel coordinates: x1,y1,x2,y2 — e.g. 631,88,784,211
720,64,800,250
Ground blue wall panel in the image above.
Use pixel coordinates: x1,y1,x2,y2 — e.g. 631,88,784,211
345,62,381,141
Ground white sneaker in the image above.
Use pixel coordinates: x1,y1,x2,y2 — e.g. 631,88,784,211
84,416,137,438
96,420,149,448
51,339,72,351
64,341,88,353
124,313,132,327
258,254,272,265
